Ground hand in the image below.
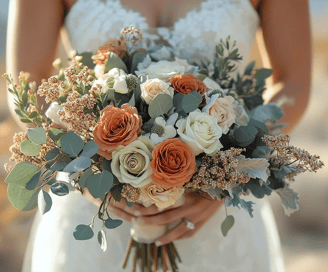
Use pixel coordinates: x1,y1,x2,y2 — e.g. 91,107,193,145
107,191,224,246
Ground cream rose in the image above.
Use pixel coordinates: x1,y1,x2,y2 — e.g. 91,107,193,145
113,74,129,94
176,110,223,156
111,136,154,188
92,68,126,93
140,78,174,104
136,60,186,80
203,95,237,134
45,102,68,129
203,77,225,92
139,182,185,210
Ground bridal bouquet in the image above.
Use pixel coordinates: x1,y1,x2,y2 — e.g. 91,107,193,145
4,26,324,271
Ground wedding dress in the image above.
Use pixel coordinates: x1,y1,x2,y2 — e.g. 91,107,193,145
23,0,285,271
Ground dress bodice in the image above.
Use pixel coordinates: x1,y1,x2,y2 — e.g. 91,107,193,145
64,0,259,73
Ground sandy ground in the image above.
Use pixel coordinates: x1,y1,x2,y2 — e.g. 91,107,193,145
0,39,327,272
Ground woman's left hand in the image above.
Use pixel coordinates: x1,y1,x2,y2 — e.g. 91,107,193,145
108,191,224,246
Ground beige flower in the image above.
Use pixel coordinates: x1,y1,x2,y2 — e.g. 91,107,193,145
176,110,223,156
203,95,236,134
139,182,184,209
140,78,174,104
111,136,154,188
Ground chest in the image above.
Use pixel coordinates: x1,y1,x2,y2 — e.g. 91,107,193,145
64,0,260,28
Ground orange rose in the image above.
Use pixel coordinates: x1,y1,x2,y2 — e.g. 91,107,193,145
150,138,197,189
93,104,142,160
169,74,207,96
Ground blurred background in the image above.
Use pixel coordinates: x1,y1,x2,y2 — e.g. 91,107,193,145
0,0,327,271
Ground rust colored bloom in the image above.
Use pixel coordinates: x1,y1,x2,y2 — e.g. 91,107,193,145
93,104,142,160
169,74,207,96
150,138,197,189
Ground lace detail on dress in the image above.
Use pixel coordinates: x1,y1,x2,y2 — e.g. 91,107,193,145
65,0,259,73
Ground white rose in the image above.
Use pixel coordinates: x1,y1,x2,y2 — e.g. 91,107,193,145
94,64,105,78
113,74,129,94
136,60,186,80
139,182,185,210
140,78,174,104
92,68,126,93
45,102,68,129
203,77,225,93
111,136,154,188
177,110,223,156
203,95,237,134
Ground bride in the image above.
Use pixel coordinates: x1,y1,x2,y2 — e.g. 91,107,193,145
7,0,311,271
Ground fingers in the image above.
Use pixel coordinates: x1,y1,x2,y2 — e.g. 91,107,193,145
107,204,136,222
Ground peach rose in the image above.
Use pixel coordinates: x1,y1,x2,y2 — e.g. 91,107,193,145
93,104,142,160
169,74,207,96
139,182,185,209
150,138,197,189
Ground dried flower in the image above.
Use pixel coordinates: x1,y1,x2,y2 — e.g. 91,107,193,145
121,184,141,202
37,76,64,103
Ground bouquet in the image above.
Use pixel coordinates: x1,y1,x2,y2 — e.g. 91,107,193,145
3,26,324,272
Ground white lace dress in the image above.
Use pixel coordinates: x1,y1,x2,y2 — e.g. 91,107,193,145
23,0,285,271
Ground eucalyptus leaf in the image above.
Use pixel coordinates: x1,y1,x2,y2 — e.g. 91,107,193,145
221,215,235,237
248,119,268,134
80,141,99,157
249,103,284,123
104,218,123,229
87,171,113,198
7,183,38,211
25,171,41,190
27,127,46,144
102,159,119,185
63,157,91,173
130,52,148,73
21,140,41,156
105,52,128,73
148,94,173,118
38,189,52,215
233,125,257,145
251,146,271,158
51,182,69,196
182,91,202,113
97,230,108,252
126,199,134,207
61,131,84,157
244,61,255,76
45,148,60,161
50,162,67,171
78,52,96,69
5,161,39,185
48,128,65,147
254,68,273,82
73,224,94,240
110,184,123,202
173,93,185,110
79,168,94,189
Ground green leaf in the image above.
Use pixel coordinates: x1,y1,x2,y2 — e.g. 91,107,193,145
173,93,185,110
254,68,273,82
275,186,299,216
27,127,46,144
5,161,39,185
249,103,284,123
97,230,108,252
182,91,203,113
45,148,60,161
233,125,258,145
87,170,113,198
148,94,173,118
50,162,67,171
78,52,96,69
79,168,94,189
248,119,268,134
80,141,99,157
61,131,84,157
126,199,134,207
105,52,128,73
104,218,123,229
102,159,119,185
14,109,24,117
225,187,254,218
244,61,255,76
22,91,28,106
240,179,272,199
51,182,69,196
20,140,41,156
7,183,39,211
48,128,65,147
221,215,235,237
29,111,39,119
73,224,94,240
130,52,147,73
110,184,123,202
20,118,33,124
25,171,41,190
63,157,91,173
38,189,52,215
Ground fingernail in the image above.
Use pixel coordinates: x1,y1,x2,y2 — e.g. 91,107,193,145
134,210,141,216
155,240,162,247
